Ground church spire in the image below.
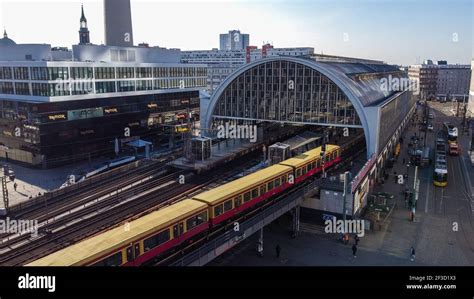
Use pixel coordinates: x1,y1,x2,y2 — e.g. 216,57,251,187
80,4,87,23
3,29,7,38
78,4,90,45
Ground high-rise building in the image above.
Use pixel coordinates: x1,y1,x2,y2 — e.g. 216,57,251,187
408,61,471,100
219,30,249,51
182,46,314,93
104,0,134,47
78,5,90,45
469,59,474,117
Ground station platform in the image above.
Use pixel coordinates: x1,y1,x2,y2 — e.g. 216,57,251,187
171,126,304,172
172,139,264,172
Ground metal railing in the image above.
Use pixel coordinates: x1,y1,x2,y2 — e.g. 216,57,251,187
169,179,321,266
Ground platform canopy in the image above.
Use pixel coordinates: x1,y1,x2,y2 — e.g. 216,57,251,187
126,139,152,148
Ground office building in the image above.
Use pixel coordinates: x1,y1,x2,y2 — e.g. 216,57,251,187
182,44,314,93
0,6,207,168
408,61,471,100
469,59,474,117
219,30,249,51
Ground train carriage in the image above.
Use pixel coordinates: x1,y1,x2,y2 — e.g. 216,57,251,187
279,144,341,184
192,164,294,226
26,144,343,267
26,200,209,266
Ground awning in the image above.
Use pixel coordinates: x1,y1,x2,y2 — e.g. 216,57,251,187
126,139,152,148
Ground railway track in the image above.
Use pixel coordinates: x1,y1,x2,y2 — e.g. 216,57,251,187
0,153,264,265
0,157,176,242
0,168,184,251
9,155,177,220
5,134,366,266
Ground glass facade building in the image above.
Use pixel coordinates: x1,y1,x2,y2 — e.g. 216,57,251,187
0,62,207,167
203,56,416,159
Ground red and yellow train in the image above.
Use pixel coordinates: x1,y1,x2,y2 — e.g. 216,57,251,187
27,144,341,266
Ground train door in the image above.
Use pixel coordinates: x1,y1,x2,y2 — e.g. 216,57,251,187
134,243,140,259
126,246,133,263
125,243,141,265
173,222,184,241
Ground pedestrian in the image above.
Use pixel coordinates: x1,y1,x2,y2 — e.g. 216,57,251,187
410,247,415,262
13,182,17,191
354,235,360,246
343,233,349,245
352,244,357,258
275,244,281,258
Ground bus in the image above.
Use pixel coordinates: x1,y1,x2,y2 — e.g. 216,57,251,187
433,162,448,187
443,122,458,144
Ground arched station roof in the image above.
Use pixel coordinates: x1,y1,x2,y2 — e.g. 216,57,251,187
202,56,408,158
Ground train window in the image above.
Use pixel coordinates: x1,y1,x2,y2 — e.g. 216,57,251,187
296,169,302,177
282,175,287,184
312,162,316,169
224,200,233,212
91,252,123,266
186,211,208,231
260,185,266,195
302,167,307,175
186,216,197,231
244,192,251,202
316,160,320,168
144,229,171,252
274,178,281,187
251,188,259,199
126,246,133,262
179,223,184,235
268,181,274,190
333,152,337,159
198,211,208,223
234,196,242,207
214,204,223,216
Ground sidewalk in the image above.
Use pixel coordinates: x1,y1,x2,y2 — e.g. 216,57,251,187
457,123,474,199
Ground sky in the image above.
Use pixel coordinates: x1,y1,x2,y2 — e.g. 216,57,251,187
0,0,472,66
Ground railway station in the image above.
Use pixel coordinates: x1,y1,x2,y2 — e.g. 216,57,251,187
6,53,420,267
2,0,473,276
